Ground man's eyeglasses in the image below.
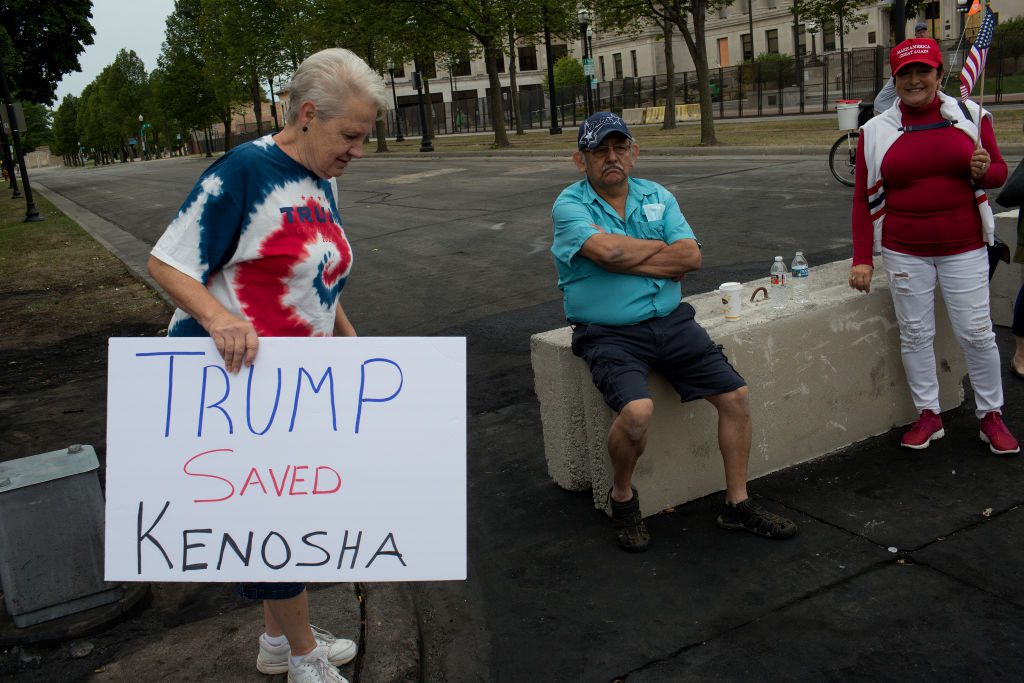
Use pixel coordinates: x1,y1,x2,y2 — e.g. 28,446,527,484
587,142,632,159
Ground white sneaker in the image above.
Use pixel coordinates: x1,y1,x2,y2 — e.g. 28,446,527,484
287,645,348,683
257,625,358,674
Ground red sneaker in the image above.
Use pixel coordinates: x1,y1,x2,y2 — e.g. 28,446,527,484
901,410,944,449
979,412,1020,455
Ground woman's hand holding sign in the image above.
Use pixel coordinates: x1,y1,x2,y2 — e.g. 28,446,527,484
206,310,259,373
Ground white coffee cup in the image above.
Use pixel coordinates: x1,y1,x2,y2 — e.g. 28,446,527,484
719,282,742,320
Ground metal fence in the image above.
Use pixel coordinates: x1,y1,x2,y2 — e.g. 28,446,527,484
377,39,1020,139
199,39,1020,150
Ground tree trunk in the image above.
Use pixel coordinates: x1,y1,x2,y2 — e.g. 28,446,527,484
483,40,510,148
508,26,524,135
663,19,677,130
251,72,264,137
222,115,233,152
673,0,717,145
375,119,389,153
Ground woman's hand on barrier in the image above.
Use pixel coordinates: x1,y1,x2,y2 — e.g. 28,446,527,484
848,264,874,293
207,311,259,373
971,147,992,181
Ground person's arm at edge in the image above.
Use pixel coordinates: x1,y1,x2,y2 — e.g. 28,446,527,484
849,135,874,292
147,254,258,373
333,302,356,337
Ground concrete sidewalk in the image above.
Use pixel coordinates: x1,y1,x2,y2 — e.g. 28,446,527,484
10,157,1024,680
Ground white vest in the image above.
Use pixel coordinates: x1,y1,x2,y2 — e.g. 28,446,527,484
860,92,995,255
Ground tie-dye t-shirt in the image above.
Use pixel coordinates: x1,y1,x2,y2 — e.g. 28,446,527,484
152,135,352,338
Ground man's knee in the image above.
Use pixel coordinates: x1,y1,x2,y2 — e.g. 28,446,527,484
616,399,654,441
712,386,750,418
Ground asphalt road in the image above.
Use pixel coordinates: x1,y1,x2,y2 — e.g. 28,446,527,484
31,152,1024,680
34,152,860,334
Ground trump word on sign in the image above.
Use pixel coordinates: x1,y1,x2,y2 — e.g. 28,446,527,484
105,336,466,582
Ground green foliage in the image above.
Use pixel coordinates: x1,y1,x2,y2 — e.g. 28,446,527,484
19,102,52,153
51,94,80,156
202,0,287,135
995,16,1024,61
742,52,797,86
800,0,871,36
551,55,585,88
0,0,95,104
158,0,227,133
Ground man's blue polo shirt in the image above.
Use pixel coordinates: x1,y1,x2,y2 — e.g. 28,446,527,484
551,176,697,326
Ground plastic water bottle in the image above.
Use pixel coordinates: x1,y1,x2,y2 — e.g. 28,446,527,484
770,256,788,309
791,251,809,304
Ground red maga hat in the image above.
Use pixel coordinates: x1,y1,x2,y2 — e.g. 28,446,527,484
890,38,943,76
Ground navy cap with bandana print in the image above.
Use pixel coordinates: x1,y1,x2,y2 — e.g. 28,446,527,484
577,112,634,151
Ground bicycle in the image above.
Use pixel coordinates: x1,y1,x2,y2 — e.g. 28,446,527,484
829,103,875,188
829,130,859,187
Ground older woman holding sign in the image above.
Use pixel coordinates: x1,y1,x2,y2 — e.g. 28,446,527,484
848,38,1018,455
148,48,387,683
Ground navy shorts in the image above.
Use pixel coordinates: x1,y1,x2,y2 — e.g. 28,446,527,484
571,303,746,413
236,582,306,601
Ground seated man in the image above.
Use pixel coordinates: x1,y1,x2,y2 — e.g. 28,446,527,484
550,112,797,552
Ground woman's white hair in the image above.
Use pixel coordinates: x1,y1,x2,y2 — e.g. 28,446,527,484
286,48,388,124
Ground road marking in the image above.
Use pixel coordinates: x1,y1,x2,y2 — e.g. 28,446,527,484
503,163,564,175
528,237,549,255
995,208,1019,219
489,223,505,231
369,168,464,185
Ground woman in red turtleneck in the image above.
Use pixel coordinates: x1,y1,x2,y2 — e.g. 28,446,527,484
848,38,1019,455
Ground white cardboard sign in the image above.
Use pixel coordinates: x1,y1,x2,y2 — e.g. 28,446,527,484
105,336,466,582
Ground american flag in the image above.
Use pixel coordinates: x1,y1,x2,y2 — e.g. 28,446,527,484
960,7,997,101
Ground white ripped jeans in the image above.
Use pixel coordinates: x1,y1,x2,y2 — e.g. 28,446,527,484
882,247,1002,419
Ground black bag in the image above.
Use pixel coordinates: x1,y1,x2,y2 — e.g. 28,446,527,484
989,237,1011,281
996,158,1024,208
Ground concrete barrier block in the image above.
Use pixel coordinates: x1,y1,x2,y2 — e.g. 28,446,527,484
645,106,665,124
530,330,592,491
621,108,645,126
992,214,1021,328
531,259,967,517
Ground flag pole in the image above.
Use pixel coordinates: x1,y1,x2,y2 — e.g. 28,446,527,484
971,1,992,149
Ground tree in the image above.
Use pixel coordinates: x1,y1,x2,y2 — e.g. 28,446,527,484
19,102,52,153
159,0,222,142
550,55,585,88
51,94,81,161
643,0,731,145
800,1,870,98
593,2,673,127
203,0,286,138
103,49,151,159
401,0,515,148
0,0,95,104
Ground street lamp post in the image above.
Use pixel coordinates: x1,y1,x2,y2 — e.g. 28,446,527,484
386,59,405,142
587,26,596,110
138,114,147,161
577,8,593,117
0,51,40,220
413,57,434,153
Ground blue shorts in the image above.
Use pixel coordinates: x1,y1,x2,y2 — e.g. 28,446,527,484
571,303,746,413
236,582,306,601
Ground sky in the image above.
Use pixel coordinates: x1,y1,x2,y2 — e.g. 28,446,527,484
53,0,177,104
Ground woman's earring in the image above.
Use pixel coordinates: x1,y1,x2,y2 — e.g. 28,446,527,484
302,125,308,133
